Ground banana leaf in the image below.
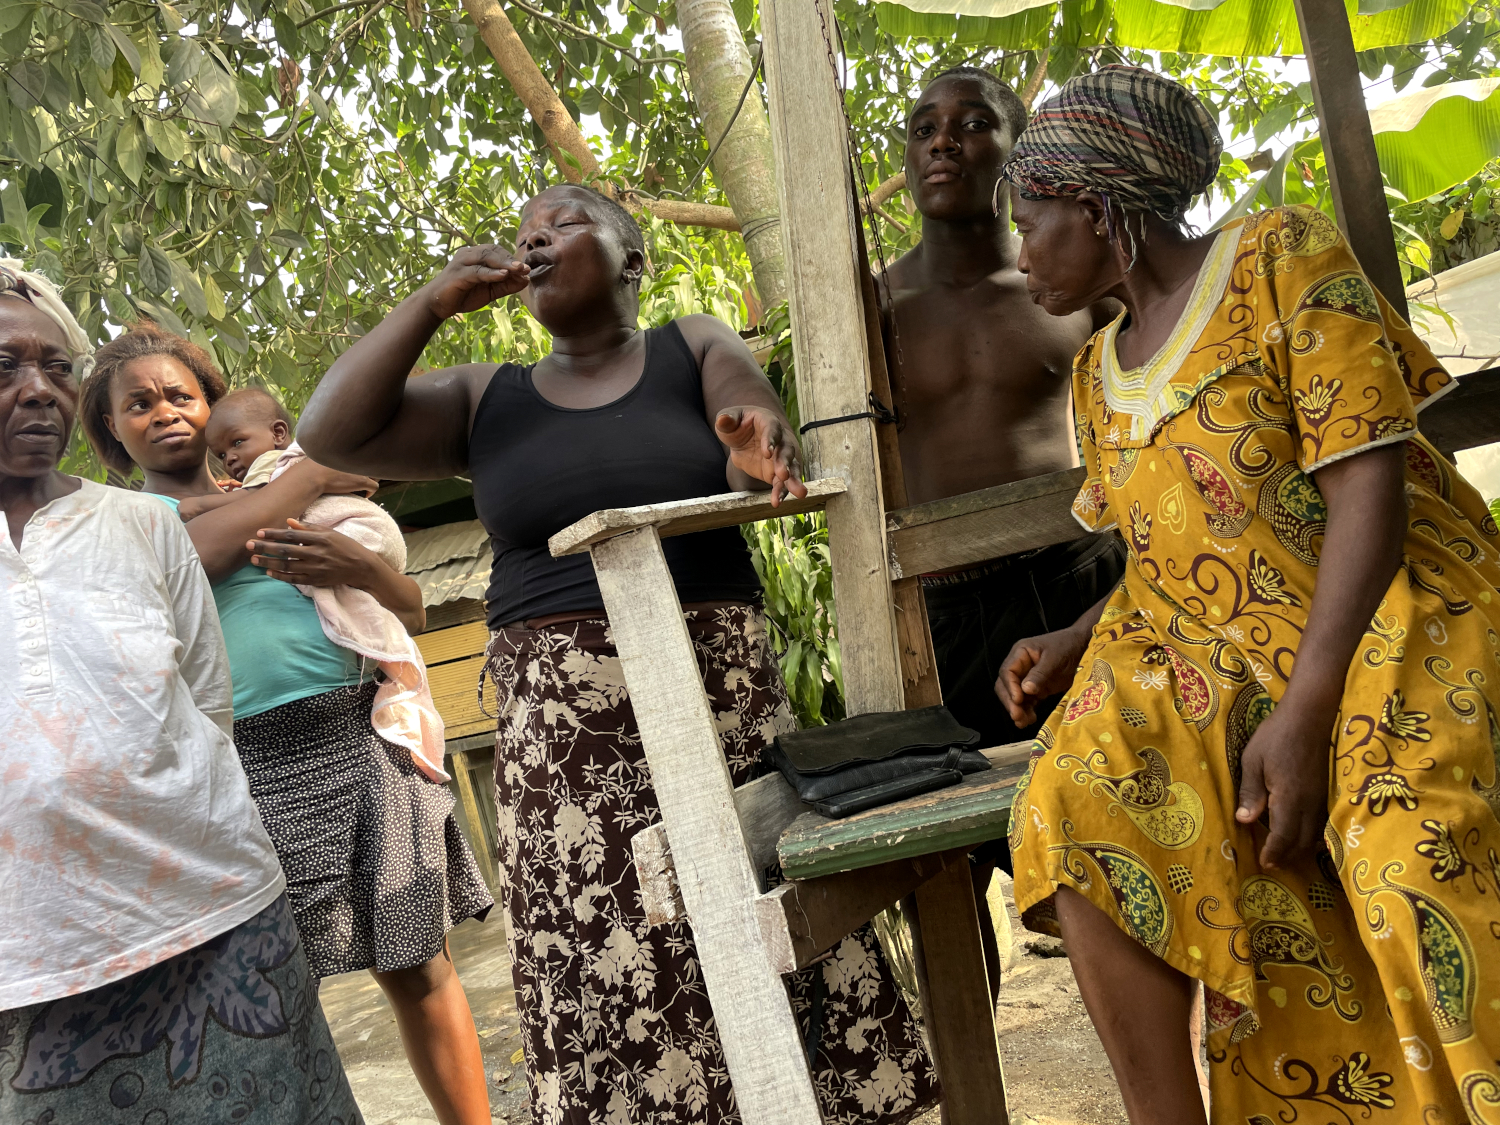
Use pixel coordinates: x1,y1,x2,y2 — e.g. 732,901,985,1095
1368,78,1500,201
877,0,1473,53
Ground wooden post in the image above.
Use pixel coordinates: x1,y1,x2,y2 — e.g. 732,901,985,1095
910,864,1010,1124
761,0,905,716
590,527,823,1125
1292,0,1410,320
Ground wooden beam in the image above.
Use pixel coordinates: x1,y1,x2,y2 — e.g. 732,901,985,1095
856,199,943,709
755,850,966,972
1418,367,1500,455
910,862,1010,1124
777,756,1029,880
590,527,822,1124
886,467,1089,578
549,478,846,557
762,0,905,716
632,743,1031,929
1292,0,1409,320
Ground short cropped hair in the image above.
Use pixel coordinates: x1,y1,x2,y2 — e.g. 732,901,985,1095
921,66,1029,143
80,322,229,474
531,185,646,282
215,386,295,430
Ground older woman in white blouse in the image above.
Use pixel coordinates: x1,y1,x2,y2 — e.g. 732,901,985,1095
0,262,361,1123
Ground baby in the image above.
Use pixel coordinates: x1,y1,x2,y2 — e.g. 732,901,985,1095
207,387,295,485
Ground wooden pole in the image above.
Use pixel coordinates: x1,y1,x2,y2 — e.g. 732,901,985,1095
1292,0,1410,321
761,0,905,716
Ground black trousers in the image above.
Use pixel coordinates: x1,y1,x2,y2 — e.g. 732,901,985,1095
923,532,1129,875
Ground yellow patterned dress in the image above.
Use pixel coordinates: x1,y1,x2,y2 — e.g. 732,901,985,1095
1010,205,1500,1124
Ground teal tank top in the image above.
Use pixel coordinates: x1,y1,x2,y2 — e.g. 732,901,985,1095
153,494,372,718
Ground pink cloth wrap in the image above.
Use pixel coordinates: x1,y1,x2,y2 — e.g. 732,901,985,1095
270,444,448,781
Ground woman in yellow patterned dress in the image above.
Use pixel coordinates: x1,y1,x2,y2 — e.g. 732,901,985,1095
994,65,1500,1125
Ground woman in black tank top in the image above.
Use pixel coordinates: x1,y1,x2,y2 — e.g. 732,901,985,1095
299,185,939,1125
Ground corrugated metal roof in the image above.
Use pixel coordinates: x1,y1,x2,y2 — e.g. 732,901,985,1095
414,556,489,607
404,519,490,608
404,519,489,574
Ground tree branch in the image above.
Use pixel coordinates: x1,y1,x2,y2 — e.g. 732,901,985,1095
460,0,599,182
867,171,905,210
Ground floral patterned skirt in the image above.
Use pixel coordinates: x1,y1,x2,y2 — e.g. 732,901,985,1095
484,604,939,1125
0,895,361,1124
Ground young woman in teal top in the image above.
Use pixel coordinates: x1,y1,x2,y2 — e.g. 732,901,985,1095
80,324,496,1125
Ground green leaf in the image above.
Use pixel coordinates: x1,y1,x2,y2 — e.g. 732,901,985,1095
22,166,63,229
87,24,116,69
213,314,249,355
135,30,163,90
116,118,145,183
134,296,188,337
65,0,107,20
6,59,46,111
0,3,33,34
165,37,202,87
169,257,209,318
9,108,39,167
156,0,183,33
105,24,141,73
0,223,26,247
1369,78,1500,202
138,245,172,295
144,116,190,162
103,287,135,323
267,347,299,389
203,272,226,320
267,228,311,250
186,59,240,127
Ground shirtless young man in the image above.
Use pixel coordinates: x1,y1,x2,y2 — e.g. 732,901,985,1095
884,67,1127,752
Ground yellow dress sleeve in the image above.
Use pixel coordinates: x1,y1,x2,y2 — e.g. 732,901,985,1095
1255,206,1449,475
1070,343,1116,533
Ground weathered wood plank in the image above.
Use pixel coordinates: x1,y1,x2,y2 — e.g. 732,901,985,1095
777,758,1029,881
632,742,1030,929
763,0,904,716
632,768,804,926
591,527,822,1124
549,477,846,557
428,653,496,739
886,467,1088,578
420,596,487,633
1291,0,1407,320
448,749,497,890
911,863,1010,1124
756,850,966,973
1419,367,1500,455
415,619,491,666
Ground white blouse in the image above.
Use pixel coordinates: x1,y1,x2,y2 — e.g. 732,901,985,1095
0,479,284,1008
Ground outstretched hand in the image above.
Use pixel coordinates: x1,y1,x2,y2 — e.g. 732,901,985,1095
716,406,807,506
995,626,1090,726
425,245,532,320
1234,702,1334,869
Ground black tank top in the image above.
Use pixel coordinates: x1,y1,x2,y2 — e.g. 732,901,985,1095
470,321,763,628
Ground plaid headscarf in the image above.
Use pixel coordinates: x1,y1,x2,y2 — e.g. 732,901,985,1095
0,259,94,378
1002,65,1222,224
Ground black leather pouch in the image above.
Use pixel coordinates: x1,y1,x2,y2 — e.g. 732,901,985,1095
764,706,990,818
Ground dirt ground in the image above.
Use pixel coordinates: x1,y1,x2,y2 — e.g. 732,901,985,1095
321,873,1127,1125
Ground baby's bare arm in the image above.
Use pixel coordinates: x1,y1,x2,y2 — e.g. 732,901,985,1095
177,489,254,521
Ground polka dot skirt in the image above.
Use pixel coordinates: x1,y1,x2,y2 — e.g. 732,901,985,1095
233,680,494,978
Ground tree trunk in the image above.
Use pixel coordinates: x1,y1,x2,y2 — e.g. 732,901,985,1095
461,0,598,181
676,0,786,307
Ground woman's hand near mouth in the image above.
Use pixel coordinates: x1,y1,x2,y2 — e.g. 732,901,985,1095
424,245,531,320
